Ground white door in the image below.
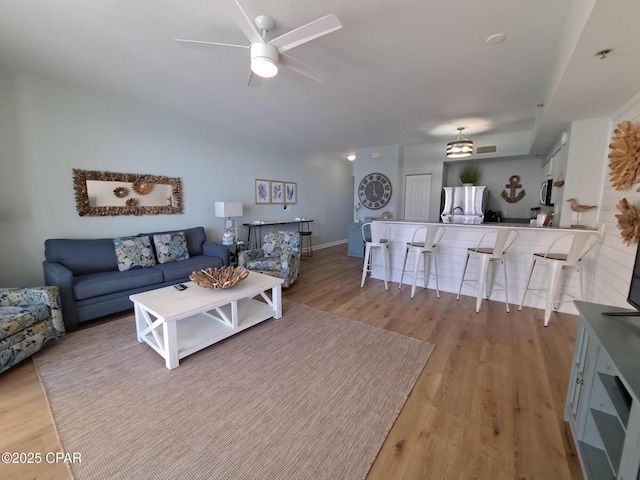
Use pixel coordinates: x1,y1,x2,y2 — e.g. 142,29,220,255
404,174,432,221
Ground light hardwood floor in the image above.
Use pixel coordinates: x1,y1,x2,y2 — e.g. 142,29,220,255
0,244,583,479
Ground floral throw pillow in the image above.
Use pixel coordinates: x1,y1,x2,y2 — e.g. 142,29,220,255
113,236,156,272
153,232,190,264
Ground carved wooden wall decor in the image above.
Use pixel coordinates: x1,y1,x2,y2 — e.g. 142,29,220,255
608,121,640,190
500,175,525,203
615,198,640,245
73,169,183,216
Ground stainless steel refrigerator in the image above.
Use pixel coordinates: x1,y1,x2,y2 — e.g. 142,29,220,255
441,186,488,224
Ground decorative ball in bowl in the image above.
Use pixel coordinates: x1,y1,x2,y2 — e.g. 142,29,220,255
189,266,249,289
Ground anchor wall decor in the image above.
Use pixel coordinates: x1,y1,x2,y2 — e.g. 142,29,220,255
501,175,526,203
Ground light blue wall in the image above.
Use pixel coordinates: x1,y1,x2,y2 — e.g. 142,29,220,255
0,69,353,287
352,145,401,220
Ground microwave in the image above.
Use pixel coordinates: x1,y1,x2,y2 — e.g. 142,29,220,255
540,178,553,206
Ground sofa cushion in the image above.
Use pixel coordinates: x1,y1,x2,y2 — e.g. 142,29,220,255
152,232,190,264
113,236,157,272
153,255,224,282
139,227,206,256
73,268,164,300
0,304,50,341
45,238,118,275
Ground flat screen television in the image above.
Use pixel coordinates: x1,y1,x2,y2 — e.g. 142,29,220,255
606,241,640,316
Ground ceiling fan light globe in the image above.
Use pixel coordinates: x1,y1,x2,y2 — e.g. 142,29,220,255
251,57,278,77
250,43,279,78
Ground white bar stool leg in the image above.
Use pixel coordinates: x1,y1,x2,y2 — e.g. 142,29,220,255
502,259,510,312
457,253,471,300
361,244,371,288
578,262,584,300
485,260,495,299
423,252,431,295
476,254,491,313
381,245,389,290
544,261,564,326
519,257,537,311
432,251,440,298
399,246,410,289
410,248,421,298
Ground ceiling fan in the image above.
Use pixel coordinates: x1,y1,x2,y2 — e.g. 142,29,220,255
175,0,342,84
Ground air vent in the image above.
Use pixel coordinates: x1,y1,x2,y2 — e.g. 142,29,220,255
476,145,497,154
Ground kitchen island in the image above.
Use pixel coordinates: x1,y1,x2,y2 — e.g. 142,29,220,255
367,220,601,316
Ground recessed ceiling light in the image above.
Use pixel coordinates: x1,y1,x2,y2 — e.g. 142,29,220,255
486,33,506,45
346,154,356,161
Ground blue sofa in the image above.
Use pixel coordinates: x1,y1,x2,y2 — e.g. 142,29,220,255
43,227,229,328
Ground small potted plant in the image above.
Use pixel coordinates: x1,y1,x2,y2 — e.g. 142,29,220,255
458,164,480,186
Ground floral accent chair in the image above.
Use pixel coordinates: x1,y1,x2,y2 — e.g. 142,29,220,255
0,286,65,374
238,231,301,288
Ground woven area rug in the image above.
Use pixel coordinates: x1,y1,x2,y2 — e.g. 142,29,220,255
34,301,433,480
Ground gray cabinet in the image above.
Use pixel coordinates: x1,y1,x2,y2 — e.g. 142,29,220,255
347,223,364,258
565,302,640,480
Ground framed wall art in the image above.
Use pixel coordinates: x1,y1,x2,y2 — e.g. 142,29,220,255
254,178,297,204
255,179,271,204
285,182,297,204
271,181,284,203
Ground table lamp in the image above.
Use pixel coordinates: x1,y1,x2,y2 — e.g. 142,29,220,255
215,201,243,243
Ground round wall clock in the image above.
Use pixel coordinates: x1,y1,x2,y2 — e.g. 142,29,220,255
358,173,392,210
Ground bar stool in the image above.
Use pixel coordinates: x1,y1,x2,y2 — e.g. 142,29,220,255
360,222,391,289
399,225,445,298
299,221,313,259
457,229,518,312
519,232,599,326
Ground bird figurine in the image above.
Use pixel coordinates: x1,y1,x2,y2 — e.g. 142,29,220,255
566,198,597,212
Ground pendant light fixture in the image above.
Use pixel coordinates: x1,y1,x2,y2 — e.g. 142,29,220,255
446,127,474,158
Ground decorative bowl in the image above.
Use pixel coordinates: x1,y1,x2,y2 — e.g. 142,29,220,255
189,266,249,289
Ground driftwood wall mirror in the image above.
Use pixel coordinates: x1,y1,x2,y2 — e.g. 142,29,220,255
73,169,183,216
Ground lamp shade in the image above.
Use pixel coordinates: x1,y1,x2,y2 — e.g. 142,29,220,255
215,201,243,218
446,128,474,158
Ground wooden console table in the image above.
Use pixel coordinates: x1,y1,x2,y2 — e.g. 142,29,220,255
243,219,313,246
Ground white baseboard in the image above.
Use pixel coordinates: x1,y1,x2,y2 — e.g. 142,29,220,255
311,239,348,250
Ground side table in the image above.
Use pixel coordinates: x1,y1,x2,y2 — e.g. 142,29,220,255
211,241,253,266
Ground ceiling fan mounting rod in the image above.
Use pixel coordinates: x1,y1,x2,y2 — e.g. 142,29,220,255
254,14,275,38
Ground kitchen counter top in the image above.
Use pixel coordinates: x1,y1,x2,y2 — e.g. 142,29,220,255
375,219,597,232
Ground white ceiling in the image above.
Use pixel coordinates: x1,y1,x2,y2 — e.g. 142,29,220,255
1,0,638,158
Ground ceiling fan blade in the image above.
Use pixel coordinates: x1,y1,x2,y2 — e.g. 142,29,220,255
175,39,249,49
247,70,263,87
280,53,330,83
270,14,342,53
229,0,263,44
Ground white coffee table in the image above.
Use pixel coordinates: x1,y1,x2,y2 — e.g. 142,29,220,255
130,272,283,369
